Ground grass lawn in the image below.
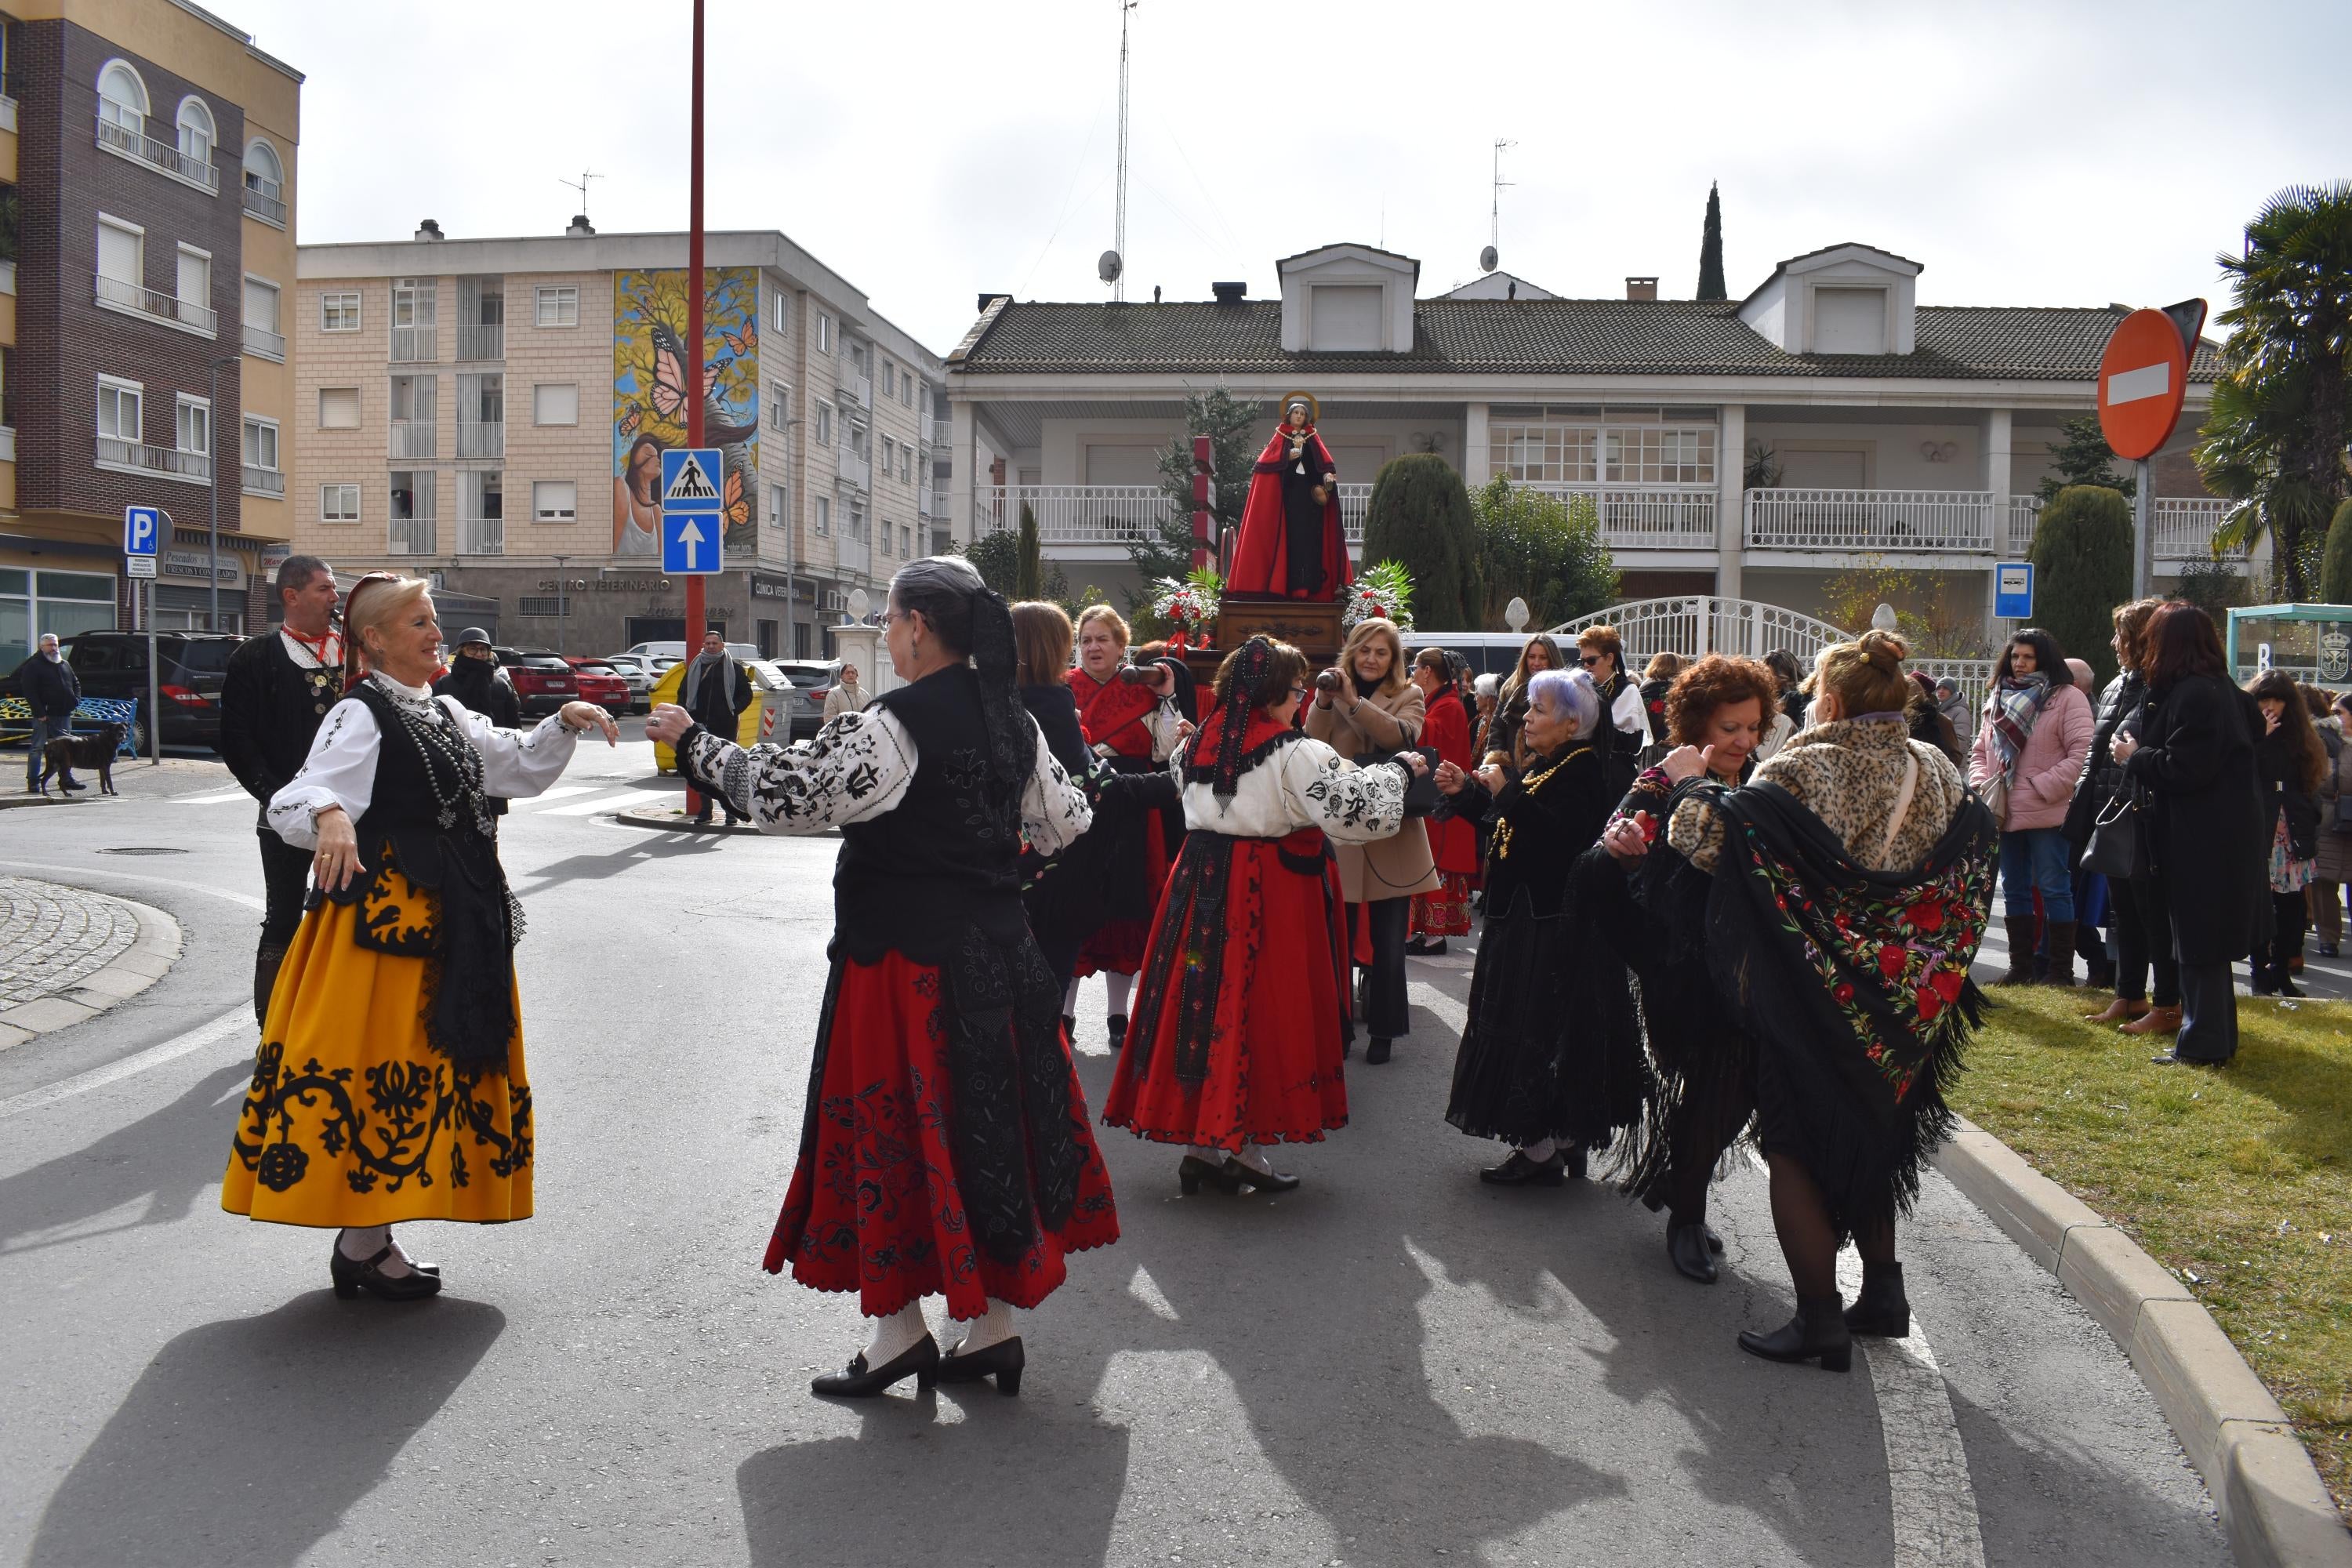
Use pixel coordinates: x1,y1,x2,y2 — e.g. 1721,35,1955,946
1953,985,2352,1519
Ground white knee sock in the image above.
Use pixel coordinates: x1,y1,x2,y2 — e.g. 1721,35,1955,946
336,1225,412,1276
953,1298,1016,1356
1235,1142,1276,1176
1063,978,1080,1015
1520,1138,1558,1163
864,1300,931,1366
1105,972,1134,1016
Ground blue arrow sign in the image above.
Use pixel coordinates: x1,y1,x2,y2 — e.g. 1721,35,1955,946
659,448,724,514
663,512,721,575
123,505,164,556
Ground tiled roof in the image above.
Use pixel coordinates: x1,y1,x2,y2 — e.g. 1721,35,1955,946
953,297,2225,383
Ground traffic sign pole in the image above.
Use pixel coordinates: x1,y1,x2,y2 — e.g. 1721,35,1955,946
2134,459,2153,601
684,0,706,813
147,579,160,764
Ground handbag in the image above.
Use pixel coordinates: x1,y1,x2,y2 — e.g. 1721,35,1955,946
2082,786,2141,880
1974,773,2008,829
2333,789,2352,833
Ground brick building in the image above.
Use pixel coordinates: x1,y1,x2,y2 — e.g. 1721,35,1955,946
0,0,299,665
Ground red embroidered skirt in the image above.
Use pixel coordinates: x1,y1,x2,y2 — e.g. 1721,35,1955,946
1410,873,1475,938
764,952,1120,1319
1102,832,1350,1149
1074,822,1172,978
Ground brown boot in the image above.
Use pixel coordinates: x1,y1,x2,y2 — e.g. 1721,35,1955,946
1994,915,2039,985
2085,995,2148,1022
2118,1004,2183,1035
2042,921,2080,986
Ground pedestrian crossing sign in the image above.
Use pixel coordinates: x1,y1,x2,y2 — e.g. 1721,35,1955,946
660,448,724,512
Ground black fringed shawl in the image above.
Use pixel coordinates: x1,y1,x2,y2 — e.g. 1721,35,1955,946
1638,775,1997,1237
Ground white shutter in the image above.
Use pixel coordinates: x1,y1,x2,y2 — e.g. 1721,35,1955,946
533,383,579,425
96,222,140,284
177,249,208,308
243,278,278,332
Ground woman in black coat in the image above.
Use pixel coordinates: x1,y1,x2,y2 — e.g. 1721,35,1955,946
2066,598,2165,1019
2111,604,2266,1065
2246,670,2325,996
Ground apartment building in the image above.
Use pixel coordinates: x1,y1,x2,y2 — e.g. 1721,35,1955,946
0,0,299,664
946,240,2237,653
290,223,947,659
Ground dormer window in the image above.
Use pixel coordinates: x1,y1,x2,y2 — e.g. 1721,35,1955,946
1737,243,1922,356
1276,243,1420,354
1811,287,1887,354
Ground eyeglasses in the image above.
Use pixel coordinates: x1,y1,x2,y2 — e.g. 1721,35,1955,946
1287,684,1308,699
877,609,906,629
1578,655,1605,668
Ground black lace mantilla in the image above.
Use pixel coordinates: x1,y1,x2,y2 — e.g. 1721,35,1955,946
1181,727,1305,790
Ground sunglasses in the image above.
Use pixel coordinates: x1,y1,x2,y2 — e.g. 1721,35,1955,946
1579,655,1606,668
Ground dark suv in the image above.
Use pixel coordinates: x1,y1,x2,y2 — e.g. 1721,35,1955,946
492,647,579,717
63,631,242,750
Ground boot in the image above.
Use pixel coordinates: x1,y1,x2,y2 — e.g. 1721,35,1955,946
1994,915,2038,985
1737,1294,1852,1371
2118,1004,2183,1035
2041,921,2080,986
2085,995,2149,1023
1844,1261,1911,1338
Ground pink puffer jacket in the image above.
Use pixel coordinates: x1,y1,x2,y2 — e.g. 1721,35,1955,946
1967,680,2095,832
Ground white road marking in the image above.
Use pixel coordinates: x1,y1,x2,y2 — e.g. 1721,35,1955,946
0,860,264,912
1837,1254,1989,1567
536,788,670,816
1410,980,1468,1036
1127,1265,1181,1321
171,788,253,804
0,1005,249,1119
510,784,604,807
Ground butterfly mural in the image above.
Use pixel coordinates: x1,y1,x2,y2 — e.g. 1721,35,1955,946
613,267,760,556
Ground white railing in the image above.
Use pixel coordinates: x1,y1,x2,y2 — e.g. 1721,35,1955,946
96,273,216,335
977,485,1174,546
923,413,943,445
457,323,505,360
837,449,871,490
241,464,285,496
837,525,870,578
456,419,504,459
1745,488,1995,552
1340,481,1372,543
2154,498,2243,561
386,517,437,556
242,323,285,361
2007,495,2042,554
1536,484,1718,548
96,114,220,191
241,179,286,226
456,515,504,556
390,326,437,363
390,423,437,459
96,435,209,483
839,368,873,408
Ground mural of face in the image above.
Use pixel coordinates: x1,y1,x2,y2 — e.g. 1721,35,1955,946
614,267,760,558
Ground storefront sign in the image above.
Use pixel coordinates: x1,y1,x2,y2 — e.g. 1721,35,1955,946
162,548,244,588
750,572,814,604
539,577,674,593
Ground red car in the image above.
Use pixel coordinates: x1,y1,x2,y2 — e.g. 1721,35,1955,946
563,656,634,714
492,647,579,717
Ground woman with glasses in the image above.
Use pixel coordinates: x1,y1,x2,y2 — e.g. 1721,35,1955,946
1573,626,1649,796
1103,637,1421,1196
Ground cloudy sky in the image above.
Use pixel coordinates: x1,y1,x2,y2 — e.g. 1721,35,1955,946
237,0,2349,355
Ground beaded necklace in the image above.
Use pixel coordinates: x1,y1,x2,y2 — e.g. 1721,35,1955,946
371,674,492,836
1490,742,1585,861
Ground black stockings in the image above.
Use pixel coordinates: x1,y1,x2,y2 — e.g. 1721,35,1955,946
1766,1152,1895,1301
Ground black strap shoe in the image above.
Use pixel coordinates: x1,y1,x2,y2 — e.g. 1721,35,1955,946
937,1334,1025,1396
1668,1221,1719,1283
329,1240,443,1301
811,1334,940,1398
1479,1149,1567,1187
1178,1153,1237,1195
1738,1295,1853,1371
1221,1156,1300,1193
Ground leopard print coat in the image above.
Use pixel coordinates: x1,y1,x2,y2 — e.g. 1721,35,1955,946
1669,717,1968,874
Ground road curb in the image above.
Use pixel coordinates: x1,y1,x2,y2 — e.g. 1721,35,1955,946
1933,1116,2352,1567
0,890,183,1050
612,805,768,836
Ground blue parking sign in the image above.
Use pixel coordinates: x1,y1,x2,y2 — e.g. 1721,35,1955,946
123,505,163,556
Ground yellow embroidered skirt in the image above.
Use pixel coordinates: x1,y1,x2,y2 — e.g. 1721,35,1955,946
220,866,532,1228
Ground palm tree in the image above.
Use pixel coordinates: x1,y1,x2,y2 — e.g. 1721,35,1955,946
2196,181,2352,597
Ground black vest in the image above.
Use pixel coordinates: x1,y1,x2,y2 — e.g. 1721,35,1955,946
833,665,1025,964
220,631,341,828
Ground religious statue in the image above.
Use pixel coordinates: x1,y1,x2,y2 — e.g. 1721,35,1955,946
1228,392,1353,601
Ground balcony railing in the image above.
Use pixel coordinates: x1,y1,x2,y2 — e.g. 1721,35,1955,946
456,419,505,459
838,368,873,408
390,423,437,459
923,413,943,446
837,449,871,490
386,517,438,556
1744,488,1996,552
457,323,505,360
96,435,210,484
390,327,437,363
241,179,286,227
96,114,220,191
456,515,505,556
2154,497,2242,561
96,273,216,336
1526,484,1719,549
242,323,285,361
241,464,285,496
2007,495,2043,554
978,485,1172,546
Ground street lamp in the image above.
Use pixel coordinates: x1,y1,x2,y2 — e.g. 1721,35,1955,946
551,554,570,655
205,354,239,632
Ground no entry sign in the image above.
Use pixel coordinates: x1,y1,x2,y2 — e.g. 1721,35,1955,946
2096,303,2202,461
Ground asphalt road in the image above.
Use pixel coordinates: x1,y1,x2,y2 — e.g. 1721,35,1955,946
0,728,2234,1567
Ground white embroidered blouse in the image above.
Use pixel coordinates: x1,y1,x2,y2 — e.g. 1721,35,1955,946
681,706,1091,851
1170,733,1411,843
266,674,583,848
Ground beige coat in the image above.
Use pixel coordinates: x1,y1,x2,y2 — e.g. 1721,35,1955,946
1305,681,1439,902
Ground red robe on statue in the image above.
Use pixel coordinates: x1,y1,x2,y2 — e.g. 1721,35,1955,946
1228,426,1353,600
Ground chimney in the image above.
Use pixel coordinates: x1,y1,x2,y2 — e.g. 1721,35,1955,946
976,292,1011,314
1210,280,1246,304
566,214,595,238
1625,276,1658,301
414,218,445,241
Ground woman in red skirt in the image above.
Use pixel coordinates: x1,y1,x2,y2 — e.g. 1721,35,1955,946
1102,636,1419,1193
652,557,1112,1399
1407,646,1479,953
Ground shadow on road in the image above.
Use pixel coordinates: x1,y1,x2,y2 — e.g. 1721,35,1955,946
506,831,729,895
27,1295,504,1567
0,1060,252,1256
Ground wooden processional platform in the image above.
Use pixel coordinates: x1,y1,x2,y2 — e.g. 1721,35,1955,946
1183,594,1345,688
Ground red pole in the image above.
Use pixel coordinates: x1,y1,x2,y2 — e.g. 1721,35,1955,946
682,0,707,813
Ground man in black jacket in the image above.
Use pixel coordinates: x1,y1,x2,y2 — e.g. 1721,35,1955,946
218,555,342,1025
16,633,82,793
678,630,753,826
434,628,522,826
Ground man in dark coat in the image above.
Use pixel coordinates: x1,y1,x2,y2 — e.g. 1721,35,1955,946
219,555,343,1025
16,633,82,793
679,630,753,826
434,628,523,826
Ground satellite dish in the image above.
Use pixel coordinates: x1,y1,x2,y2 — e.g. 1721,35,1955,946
1098,249,1124,284
1479,245,1499,274
845,587,872,623
1504,596,1530,633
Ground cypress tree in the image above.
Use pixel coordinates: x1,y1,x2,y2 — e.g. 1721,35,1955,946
2027,485,2135,689
1016,502,1044,599
2321,497,2352,604
1697,182,1726,301
1360,455,1482,629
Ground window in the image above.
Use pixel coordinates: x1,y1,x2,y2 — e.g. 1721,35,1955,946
901,447,913,482
814,495,830,537
774,291,790,334
902,376,914,408
244,277,279,332
816,312,833,353
320,484,360,522
1487,406,1716,488
96,216,141,289
390,278,437,360
900,525,912,555
318,387,360,429
1811,287,1887,355
176,245,211,331
848,501,867,543
768,482,786,526
176,394,210,456
321,290,361,332
535,285,579,327
242,415,278,470
176,96,215,169
881,361,895,397
532,383,579,426
96,376,142,441
768,381,790,431
882,436,895,473
532,481,577,521
243,138,284,204
96,60,147,134
814,402,832,446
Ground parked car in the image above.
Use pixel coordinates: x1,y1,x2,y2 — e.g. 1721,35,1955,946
602,652,676,687
563,656,636,713
49,631,241,751
619,640,760,666
492,647,580,717
766,659,844,739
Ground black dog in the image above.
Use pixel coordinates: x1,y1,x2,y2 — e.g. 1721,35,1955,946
38,722,129,797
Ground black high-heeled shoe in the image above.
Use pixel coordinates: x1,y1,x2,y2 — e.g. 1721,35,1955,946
1221,1156,1301,1193
1363,1036,1393,1065
1106,1014,1127,1042
1178,1153,1236,1195
1737,1296,1853,1372
1844,1263,1911,1338
1479,1149,1566,1186
937,1334,1025,1396
1667,1222,1719,1283
330,1240,443,1301
811,1334,940,1398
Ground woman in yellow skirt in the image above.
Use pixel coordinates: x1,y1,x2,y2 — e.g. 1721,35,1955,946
221,572,618,1299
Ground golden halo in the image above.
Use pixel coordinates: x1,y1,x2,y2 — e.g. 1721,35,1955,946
1277,390,1320,426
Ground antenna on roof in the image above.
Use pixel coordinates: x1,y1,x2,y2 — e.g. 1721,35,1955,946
1108,0,1138,302
559,169,603,225
1483,139,1514,274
